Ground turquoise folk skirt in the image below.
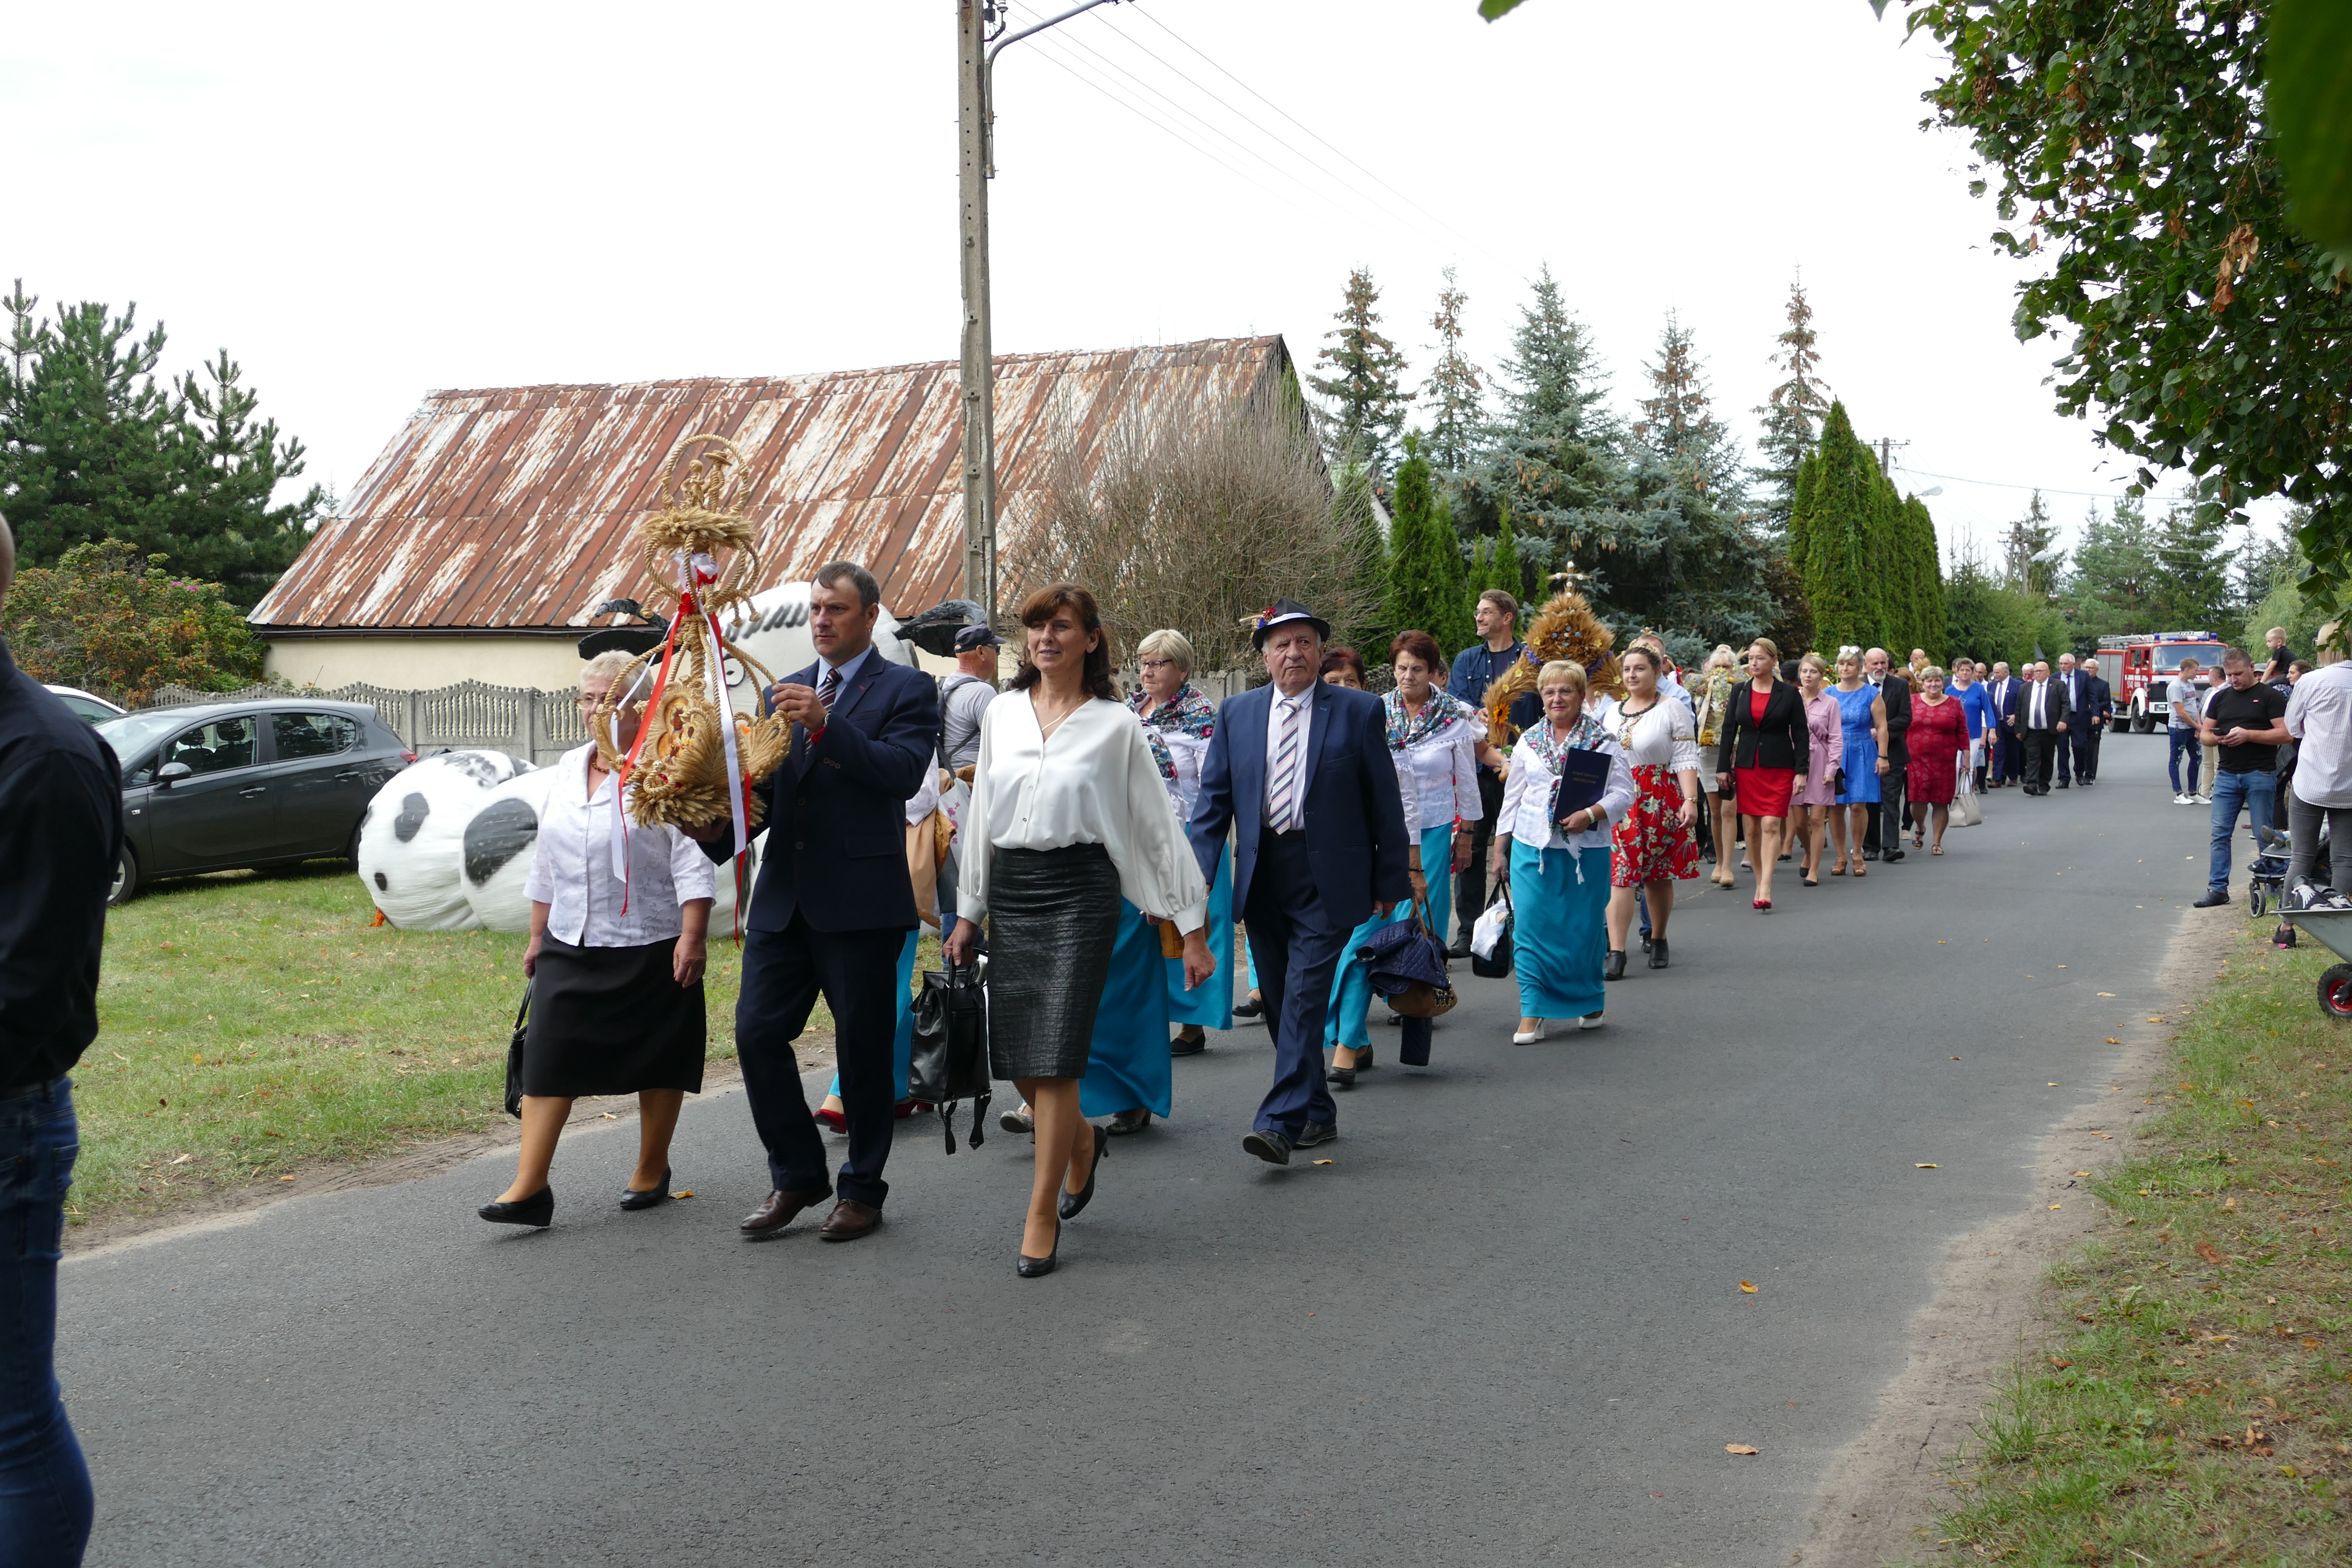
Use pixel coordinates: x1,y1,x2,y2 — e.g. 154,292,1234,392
1510,840,1608,1021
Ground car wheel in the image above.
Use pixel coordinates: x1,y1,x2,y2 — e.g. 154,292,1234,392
108,845,141,907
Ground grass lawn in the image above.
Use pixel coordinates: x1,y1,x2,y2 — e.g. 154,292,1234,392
71,862,778,1230
1919,925,2352,1564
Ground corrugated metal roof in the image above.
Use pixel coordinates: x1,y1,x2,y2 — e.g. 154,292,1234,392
252,336,1296,631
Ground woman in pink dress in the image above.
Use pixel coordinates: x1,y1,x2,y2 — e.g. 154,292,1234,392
1788,652,1842,887
1903,666,1969,855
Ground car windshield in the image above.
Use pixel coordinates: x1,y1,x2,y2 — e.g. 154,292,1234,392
2153,646,2224,671
94,709,204,763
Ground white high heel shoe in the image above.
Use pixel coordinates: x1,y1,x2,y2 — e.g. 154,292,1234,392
1512,1021,1548,1045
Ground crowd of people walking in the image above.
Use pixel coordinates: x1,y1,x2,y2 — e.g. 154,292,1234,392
462,554,2351,1282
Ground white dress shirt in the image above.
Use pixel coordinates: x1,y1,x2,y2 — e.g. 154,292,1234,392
1498,728,1638,852
2287,660,2352,808
2027,679,2050,728
957,694,1210,932
522,744,716,946
1262,685,1314,830
1392,706,1484,834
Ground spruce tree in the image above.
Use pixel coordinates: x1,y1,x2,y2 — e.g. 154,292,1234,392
1307,267,1410,490
1419,266,1483,474
1635,311,1744,502
1750,275,1833,536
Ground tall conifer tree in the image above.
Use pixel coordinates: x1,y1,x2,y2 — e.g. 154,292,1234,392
1419,266,1483,475
1386,438,1461,649
1308,268,1410,490
1750,276,1833,535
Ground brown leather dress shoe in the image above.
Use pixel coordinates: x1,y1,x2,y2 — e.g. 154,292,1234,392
818,1198,882,1241
739,1185,830,1236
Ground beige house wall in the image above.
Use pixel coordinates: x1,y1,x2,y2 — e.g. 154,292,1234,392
263,637,587,693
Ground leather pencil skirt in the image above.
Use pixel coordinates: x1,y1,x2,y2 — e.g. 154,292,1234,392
985,842,1121,1081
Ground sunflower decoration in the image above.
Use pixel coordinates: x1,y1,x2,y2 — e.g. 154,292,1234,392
588,433,793,836
1483,571,1622,747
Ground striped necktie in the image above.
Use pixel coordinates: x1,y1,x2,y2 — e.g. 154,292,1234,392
1268,693,1304,831
816,664,841,717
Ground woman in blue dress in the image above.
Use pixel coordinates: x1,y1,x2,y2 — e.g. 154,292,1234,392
1826,647,1891,879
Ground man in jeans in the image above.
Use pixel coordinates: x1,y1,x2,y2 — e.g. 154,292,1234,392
2167,657,2207,805
1445,590,1524,956
2193,646,2291,909
0,513,124,1565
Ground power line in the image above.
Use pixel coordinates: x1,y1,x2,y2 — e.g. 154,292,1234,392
1009,43,1298,212
1893,462,2192,503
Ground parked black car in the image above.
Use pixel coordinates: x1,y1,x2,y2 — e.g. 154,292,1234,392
94,700,413,905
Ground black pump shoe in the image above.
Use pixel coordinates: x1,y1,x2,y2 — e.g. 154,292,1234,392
1017,1216,1061,1278
619,1168,671,1211
1647,937,1669,970
1328,1063,1357,1090
1058,1126,1109,1221
479,1186,553,1228
1604,949,1627,981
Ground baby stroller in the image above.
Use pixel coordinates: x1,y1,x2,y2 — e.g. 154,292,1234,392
2261,821,2340,951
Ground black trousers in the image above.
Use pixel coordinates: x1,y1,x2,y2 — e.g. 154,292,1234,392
1453,768,1507,940
1864,760,1908,854
2020,729,2060,792
734,914,909,1207
2070,723,2103,781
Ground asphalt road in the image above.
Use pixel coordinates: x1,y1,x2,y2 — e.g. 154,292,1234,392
61,735,2224,1566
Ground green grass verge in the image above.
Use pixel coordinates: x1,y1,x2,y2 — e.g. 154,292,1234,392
1920,925,2352,1564
72,863,777,1229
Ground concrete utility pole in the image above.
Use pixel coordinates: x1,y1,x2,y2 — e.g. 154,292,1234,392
955,0,1123,619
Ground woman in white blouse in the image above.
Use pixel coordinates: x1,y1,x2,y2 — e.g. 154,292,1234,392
944,585,1212,1277
1324,631,1465,1087
1490,660,1636,1043
1130,628,1230,1053
1602,646,1701,976
479,650,715,1229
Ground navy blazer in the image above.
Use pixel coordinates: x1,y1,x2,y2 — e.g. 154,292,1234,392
2063,669,2110,726
1186,679,1411,933
708,646,937,934
1984,677,2021,729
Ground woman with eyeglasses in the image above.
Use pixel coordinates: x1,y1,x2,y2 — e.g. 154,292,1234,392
480,649,714,1228
1130,628,1229,1070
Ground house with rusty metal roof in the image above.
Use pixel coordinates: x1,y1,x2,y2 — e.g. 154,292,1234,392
251,335,1304,692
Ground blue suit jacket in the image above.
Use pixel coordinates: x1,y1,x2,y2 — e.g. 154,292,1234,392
1984,677,2021,731
1187,680,1411,933
709,646,937,934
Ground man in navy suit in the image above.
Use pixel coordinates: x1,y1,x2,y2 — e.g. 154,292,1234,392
1188,599,1411,1166
687,561,937,1241
2055,653,2110,785
1982,662,2022,786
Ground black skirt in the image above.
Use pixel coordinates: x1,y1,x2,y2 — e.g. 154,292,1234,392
986,843,1120,1081
521,934,706,1097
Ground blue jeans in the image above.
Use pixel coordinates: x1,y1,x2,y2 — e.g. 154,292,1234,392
0,1077,92,1567
2168,728,2202,793
2208,769,2277,892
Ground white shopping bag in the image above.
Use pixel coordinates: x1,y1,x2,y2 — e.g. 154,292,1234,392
1470,889,1512,961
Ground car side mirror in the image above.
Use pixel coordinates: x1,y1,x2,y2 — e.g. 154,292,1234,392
156,762,193,787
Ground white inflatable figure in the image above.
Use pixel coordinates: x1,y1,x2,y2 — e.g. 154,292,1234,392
458,764,745,933
720,582,914,716
358,751,535,929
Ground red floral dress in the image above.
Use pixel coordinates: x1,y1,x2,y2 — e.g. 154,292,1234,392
1608,700,1700,888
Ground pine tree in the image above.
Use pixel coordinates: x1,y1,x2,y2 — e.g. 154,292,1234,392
1750,274,1833,536
2000,492,2063,597
1418,266,1482,474
1307,267,1410,489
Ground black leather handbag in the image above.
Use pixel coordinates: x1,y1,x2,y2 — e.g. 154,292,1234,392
502,983,531,1118
908,962,991,1152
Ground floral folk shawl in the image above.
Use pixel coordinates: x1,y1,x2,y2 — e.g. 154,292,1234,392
1520,711,1610,825
1384,686,1476,753
1130,682,1216,742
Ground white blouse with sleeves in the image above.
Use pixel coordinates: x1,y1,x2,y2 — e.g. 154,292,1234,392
1498,729,1637,854
957,693,1210,933
522,744,716,946
1391,707,1485,835
1610,698,1701,775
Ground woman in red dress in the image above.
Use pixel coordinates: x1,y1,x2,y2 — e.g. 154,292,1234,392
1713,639,1811,910
1903,665,1969,854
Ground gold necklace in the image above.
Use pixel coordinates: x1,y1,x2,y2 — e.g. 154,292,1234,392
1032,687,1087,743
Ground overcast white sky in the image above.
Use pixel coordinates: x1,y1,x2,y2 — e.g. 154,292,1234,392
1,0,2288,569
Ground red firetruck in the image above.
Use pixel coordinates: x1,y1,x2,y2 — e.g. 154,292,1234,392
2092,631,2227,732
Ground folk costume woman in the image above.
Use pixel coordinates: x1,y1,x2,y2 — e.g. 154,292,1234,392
1130,629,1230,1049
1491,659,1635,1043
1601,646,1700,976
481,650,714,1228
1323,633,1468,1088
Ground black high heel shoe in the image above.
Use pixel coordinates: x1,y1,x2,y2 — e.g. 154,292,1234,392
478,1186,553,1228
1017,1215,1062,1278
1604,949,1627,981
1327,1058,1357,1090
1058,1125,1109,1220
1647,937,1669,970
619,1167,671,1211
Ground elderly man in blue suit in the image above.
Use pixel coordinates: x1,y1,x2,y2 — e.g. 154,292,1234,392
1188,599,1412,1166
687,560,937,1241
